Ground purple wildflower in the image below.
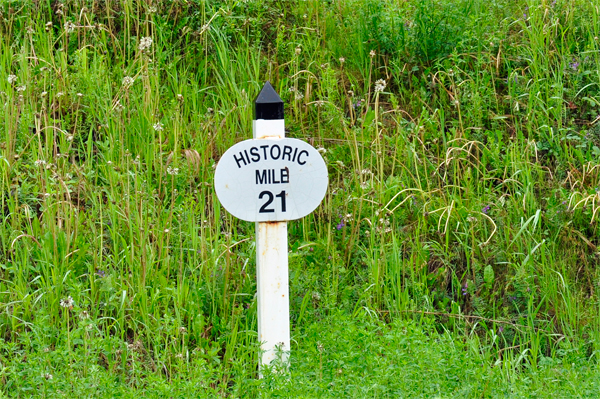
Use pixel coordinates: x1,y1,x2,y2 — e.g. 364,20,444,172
96,269,106,278
570,58,580,70
482,205,491,214
461,282,468,296
336,218,345,230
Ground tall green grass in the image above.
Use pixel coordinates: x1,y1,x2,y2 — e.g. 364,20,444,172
0,0,599,396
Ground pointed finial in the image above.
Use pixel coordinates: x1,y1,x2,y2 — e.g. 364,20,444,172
255,81,284,120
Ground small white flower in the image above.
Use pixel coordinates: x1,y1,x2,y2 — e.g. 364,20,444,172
295,47,301,55
122,76,134,89
339,57,345,64
7,75,17,84
295,92,304,100
139,36,153,52
56,92,64,98
16,85,26,93
44,373,53,380
34,160,47,167
336,160,345,168
369,49,376,58
176,94,183,101
153,122,164,131
317,147,327,154
76,93,83,97
167,166,179,175
148,6,157,13
164,228,170,233
288,87,296,92
60,296,75,309
374,79,386,93
41,91,48,97
64,21,76,33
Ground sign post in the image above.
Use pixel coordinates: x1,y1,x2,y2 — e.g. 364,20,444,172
214,82,328,371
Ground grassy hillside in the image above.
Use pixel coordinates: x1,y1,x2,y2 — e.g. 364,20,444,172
1,0,599,397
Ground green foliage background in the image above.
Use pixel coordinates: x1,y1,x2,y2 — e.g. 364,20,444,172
0,0,600,397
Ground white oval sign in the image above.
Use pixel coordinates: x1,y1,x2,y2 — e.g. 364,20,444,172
214,138,328,222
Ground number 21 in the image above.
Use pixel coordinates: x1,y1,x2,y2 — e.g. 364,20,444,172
259,190,287,213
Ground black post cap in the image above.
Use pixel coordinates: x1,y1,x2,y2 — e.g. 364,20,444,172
255,81,284,120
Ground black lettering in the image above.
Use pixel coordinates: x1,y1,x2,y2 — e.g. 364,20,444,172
270,145,281,160
260,145,269,159
250,147,260,162
281,167,289,183
233,152,247,168
259,191,275,213
255,170,268,184
272,169,280,184
297,150,309,165
276,190,287,212
244,150,251,164
282,146,293,161
292,148,298,162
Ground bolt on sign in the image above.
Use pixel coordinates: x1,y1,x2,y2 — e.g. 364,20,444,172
214,82,328,371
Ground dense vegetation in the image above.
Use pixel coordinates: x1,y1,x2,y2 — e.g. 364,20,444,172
1,0,599,397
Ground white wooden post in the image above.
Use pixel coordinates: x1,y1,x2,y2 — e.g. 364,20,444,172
253,84,290,370
213,81,328,376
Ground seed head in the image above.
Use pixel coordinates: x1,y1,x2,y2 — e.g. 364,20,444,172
64,21,76,33
374,79,386,93
167,166,179,175
122,76,135,89
139,36,153,52
60,296,75,309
